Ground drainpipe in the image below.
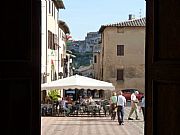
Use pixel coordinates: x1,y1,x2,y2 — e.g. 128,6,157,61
45,0,48,83
102,33,104,80
58,28,59,78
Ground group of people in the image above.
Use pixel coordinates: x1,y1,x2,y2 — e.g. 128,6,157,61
79,95,96,105
57,95,98,116
109,90,145,125
57,95,73,115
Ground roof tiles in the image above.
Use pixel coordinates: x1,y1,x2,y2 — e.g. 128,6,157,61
99,17,146,33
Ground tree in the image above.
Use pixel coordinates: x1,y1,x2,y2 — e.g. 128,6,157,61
48,89,59,101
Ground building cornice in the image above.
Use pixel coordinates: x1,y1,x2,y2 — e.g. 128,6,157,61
52,0,65,9
99,17,146,33
58,20,70,34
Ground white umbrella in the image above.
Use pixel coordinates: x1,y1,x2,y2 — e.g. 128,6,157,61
41,74,115,91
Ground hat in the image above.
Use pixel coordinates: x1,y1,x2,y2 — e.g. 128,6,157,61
113,92,116,96
135,91,139,94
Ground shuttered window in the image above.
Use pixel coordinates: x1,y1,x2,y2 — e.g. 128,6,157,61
61,54,63,67
54,34,58,50
52,3,53,16
117,45,124,56
48,31,58,50
52,34,55,50
117,69,124,81
49,1,51,14
48,30,52,49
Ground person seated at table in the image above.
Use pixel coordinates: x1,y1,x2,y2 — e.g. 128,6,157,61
45,96,51,104
79,96,84,104
70,101,80,114
81,96,88,106
87,96,95,105
60,97,70,116
102,99,110,116
66,95,73,104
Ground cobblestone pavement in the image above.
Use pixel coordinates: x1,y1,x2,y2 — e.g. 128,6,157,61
41,106,144,135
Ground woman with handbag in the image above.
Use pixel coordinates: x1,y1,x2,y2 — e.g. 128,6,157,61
110,92,118,120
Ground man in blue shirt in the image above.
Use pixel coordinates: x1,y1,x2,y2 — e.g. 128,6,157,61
117,91,126,125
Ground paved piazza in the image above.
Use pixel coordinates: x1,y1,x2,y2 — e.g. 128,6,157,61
41,106,144,135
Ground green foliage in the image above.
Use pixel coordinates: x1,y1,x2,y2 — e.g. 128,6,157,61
48,89,59,101
72,52,93,68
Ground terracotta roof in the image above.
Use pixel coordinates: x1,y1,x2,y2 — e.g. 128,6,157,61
58,20,70,34
99,17,146,33
52,0,65,9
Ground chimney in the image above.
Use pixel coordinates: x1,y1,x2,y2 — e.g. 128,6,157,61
129,14,132,20
129,14,135,20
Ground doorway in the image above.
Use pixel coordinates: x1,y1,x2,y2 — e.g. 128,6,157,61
3,0,180,135
41,0,146,134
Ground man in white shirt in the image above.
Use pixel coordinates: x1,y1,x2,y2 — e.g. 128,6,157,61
117,91,126,125
128,91,140,120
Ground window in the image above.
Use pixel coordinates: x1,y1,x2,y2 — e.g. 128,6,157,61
59,30,61,39
48,1,51,14
94,55,97,63
61,54,63,67
117,69,124,81
117,45,124,56
48,30,52,49
48,31,57,50
62,33,65,41
52,34,55,50
54,5,55,19
54,34,58,50
52,2,53,16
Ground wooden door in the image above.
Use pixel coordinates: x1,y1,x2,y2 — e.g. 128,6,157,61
0,0,41,134
146,0,180,134
1,0,180,134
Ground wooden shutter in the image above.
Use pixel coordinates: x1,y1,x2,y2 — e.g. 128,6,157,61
117,69,123,80
52,33,54,50
146,0,180,135
117,45,124,56
48,30,51,49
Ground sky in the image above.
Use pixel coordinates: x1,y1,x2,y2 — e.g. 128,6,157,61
60,0,146,40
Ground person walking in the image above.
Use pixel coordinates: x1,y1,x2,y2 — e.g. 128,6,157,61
128,91,140,120
117,91,126,125
139,94,145,120
110,92,118,120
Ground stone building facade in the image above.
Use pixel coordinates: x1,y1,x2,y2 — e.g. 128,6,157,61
85,32,101,52
95,18,146,93
41,0,74,102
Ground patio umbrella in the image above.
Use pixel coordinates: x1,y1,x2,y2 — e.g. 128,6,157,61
41,74,115,91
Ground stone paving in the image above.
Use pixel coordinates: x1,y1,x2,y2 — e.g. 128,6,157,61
41,106,144,135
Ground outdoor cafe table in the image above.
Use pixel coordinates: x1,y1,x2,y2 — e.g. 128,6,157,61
87,104,101,116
